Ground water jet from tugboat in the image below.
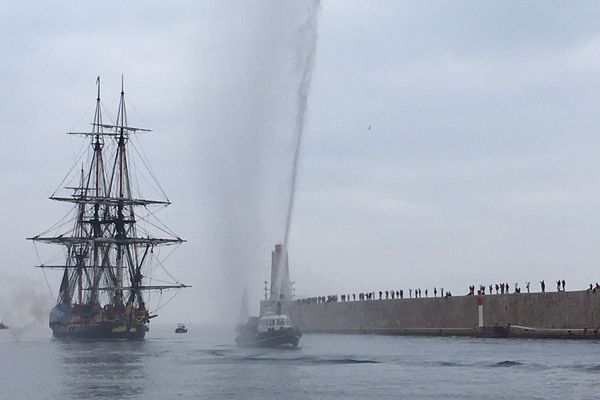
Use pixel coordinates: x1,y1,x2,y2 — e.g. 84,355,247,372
273,0,320,303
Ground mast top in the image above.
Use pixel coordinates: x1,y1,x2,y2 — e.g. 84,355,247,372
121,74,124,95
96,76,100,101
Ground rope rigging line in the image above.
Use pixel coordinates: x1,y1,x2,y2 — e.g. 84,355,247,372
127,148,143,203
154,242,180,264
145,251,156,305
67,100,96,134
42,268,55,302
155,288,163,312
33,241,42,264
130,138,170,202
51,145,92,198
68,135,89,172
146,277,178,285
100,100,117,126
33,241,69,268
139,204,178,235
65,99,95,164
128,99,152,134
135,207,180,239
155,257,181,285
140,245,182,288
127,152,166,206
151,288,183,314
35,205,78,237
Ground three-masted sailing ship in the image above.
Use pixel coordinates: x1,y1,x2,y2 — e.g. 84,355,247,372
29,77,187,339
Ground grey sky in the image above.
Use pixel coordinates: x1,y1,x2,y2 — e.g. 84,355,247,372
2,1,600,324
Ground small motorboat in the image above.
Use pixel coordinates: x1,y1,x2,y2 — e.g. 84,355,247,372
175,323,188,333
0,321,8,330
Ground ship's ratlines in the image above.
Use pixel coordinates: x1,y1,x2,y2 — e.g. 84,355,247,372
29,77,188,339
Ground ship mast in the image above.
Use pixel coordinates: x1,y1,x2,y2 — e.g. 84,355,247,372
77,166,85,305
115,76,127,307
91,76,105,305
29,76,188,311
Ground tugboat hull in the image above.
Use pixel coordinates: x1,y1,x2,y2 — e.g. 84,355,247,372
236,326,302,348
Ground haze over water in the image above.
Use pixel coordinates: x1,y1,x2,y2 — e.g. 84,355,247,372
4,2,600,399
2,325,598,399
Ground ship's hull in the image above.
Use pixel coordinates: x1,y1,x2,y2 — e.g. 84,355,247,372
49,304,148,340
235,326,302,348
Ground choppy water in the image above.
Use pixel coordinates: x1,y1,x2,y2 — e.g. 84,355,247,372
1,324,599,399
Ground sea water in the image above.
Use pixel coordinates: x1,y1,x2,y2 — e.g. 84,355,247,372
1,324,598,399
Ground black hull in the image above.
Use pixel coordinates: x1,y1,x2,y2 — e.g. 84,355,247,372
51,324,146,340
236,326,302,348
49,304,148,340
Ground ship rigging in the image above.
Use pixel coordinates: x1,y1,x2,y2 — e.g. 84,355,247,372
28,77,188,339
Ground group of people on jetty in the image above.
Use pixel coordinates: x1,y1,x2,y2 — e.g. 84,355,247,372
296,280,600,305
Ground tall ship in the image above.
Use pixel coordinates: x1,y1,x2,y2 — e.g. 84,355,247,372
29,77,188,339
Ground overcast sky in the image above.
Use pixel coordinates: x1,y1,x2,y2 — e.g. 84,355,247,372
3,1,600,325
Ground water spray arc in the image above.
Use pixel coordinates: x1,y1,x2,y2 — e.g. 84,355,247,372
272,0,320,304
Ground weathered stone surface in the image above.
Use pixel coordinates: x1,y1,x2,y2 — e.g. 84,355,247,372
288,291,600,332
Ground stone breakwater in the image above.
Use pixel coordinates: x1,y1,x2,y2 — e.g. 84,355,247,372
288,290,600,338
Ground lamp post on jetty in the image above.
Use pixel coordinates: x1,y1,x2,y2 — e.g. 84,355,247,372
477,291,484,328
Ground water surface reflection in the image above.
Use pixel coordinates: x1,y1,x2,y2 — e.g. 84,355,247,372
58,339,147,399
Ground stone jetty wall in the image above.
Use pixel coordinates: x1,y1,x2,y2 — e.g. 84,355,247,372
287,291,600,333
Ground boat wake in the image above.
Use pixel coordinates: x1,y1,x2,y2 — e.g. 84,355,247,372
239,355,378,365
200,350,379,366
492,360,523,367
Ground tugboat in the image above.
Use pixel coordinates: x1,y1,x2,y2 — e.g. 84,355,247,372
236,313,301,348
235,244,302,348
0,321,8,330
28,77,188,339
175,323,188,333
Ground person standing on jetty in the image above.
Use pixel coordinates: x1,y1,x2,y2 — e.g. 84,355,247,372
541,280,546,292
